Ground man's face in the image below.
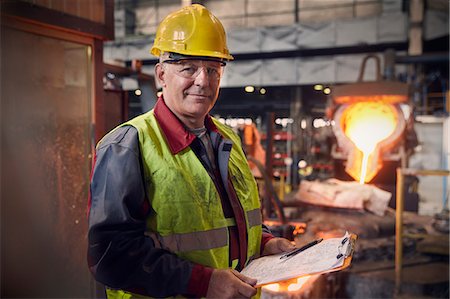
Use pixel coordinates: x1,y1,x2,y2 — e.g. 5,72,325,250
156,59,224,126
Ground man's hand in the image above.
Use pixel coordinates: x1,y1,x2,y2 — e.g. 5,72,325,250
262,237,295,256
206,268,257,299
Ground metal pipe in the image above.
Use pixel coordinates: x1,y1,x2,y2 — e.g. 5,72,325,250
264,112,275,220
140,42,409,65
401,168,450,176
395,167,405,296
395,52,449,64
394,168,450,296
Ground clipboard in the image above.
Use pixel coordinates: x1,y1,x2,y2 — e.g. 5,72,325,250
241,232,357,287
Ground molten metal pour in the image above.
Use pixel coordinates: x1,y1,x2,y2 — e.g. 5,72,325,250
334,101,405,184
329,54,410,184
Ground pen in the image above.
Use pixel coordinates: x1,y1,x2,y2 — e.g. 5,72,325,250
280,238,323,260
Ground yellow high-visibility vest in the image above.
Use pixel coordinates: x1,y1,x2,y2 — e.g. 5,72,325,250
105,110,262,299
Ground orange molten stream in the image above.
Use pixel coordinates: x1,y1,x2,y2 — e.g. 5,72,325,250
341,101,398,184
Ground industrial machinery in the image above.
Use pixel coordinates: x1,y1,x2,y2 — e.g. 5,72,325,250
260,54,448,299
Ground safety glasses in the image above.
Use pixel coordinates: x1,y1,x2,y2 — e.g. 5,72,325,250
163,60,224,81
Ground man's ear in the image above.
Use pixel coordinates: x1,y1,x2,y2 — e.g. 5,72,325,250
155,63,166,87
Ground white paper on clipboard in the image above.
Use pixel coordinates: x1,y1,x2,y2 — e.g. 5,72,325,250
241,232,354,287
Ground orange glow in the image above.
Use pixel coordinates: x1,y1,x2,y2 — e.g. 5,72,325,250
292,223,306,236
263,283,280,292
287,276,311,291
334,95,408,104
341,101,398,183
263,275,312,293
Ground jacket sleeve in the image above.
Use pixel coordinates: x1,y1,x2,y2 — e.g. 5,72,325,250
87,126,212,298
260,225,275,253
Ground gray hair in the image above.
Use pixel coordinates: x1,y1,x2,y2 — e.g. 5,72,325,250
159,52,171,63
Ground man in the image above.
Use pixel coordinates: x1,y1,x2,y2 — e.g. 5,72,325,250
87,4,294,298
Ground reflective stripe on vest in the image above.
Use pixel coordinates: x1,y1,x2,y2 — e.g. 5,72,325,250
148,212,261,253
247,208,262,228
161,227,227,252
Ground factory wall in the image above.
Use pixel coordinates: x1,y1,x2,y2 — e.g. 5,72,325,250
410,117,450,216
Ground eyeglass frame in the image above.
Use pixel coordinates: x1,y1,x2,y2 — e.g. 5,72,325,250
162,59,226,81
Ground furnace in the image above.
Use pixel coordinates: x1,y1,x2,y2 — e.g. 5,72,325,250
328,54,414,187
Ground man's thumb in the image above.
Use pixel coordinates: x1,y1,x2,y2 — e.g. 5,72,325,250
231,269,257,286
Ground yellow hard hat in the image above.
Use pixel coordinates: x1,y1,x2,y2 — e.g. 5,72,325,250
150,4,234,61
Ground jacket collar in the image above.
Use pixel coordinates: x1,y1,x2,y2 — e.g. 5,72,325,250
153,97,220,154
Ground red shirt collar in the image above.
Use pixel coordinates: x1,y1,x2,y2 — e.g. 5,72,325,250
153,97,219,154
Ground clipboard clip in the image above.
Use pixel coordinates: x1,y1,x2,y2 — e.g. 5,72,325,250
336,235,355,259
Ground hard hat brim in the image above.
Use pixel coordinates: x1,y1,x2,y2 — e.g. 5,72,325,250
159,52,228,64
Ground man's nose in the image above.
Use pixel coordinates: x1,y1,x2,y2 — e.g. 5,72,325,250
194,67,210,86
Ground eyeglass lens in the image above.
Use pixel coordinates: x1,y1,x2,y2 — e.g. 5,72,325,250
165,60,224,80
